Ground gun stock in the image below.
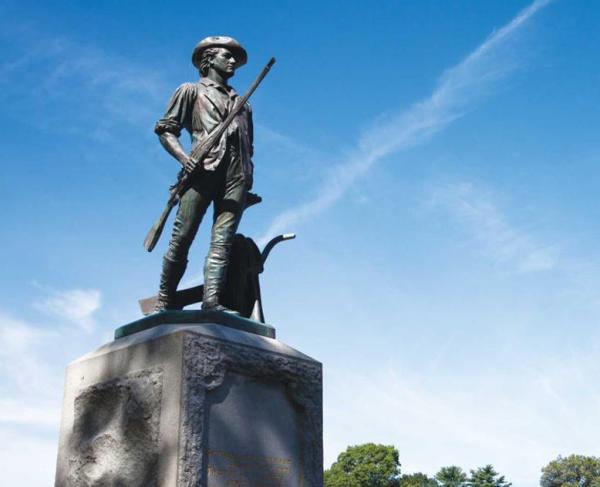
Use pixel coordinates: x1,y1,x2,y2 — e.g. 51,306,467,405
143,197,178,252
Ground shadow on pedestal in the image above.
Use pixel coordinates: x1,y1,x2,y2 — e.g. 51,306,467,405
54,312,322,486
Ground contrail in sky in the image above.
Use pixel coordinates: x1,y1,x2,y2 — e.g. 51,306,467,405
259,0,553,245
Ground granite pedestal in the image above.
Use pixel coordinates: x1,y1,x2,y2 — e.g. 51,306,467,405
54,311,323,487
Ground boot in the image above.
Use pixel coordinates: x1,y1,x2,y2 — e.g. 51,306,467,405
154,257,187,312
201,251,239,314
201,281,239,314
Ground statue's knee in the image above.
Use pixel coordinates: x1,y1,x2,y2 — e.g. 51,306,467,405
166,241,191,262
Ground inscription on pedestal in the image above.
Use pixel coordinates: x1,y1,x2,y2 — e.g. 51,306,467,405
208,450,292,486
205,373,303,486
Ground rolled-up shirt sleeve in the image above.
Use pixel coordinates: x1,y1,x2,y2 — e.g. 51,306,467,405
154,83,197,137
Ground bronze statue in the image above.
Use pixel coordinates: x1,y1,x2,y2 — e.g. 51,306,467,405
148,36,273,313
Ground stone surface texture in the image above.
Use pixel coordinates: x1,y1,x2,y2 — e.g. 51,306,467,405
54,319,322,487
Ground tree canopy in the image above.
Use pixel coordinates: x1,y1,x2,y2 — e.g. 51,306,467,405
399,472,438,487
436,466,468,487
324,443,401,487
467,465,511,487
325,443,517,487
540,455,600,487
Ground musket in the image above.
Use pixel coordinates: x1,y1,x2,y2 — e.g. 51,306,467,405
143,57,276,252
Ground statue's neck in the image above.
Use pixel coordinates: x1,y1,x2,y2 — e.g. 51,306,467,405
206,69,231,87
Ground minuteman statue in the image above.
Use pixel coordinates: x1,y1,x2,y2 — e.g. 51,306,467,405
153,36,255,313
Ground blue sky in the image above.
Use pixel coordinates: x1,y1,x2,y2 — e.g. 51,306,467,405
1,0,600,485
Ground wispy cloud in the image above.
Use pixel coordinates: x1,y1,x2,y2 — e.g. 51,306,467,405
0,312,62,418
426,181,556,273
259,0,553,244
0,24,167,136
0,314,58,476
0,399,59,428
0,429,58,487
255,123,322,160
0,313,52,393
34,288,102,331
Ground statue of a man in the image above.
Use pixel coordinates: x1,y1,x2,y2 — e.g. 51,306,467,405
153,36,254,312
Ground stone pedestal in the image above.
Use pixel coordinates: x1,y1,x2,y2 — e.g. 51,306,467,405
54,311,323,487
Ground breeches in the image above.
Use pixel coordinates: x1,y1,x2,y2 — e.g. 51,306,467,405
165,180,246,263
165,153,248,302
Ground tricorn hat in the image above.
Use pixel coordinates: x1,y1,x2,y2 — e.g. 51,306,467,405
192,36,248,70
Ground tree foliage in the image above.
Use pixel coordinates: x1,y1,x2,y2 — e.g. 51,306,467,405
540,455,600,487
324,443,401,487
436,466,468,486
468,465,511,487
324,443,516,487
399,472,438,487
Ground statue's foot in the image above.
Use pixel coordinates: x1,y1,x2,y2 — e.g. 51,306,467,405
201,303,240,315
152,304,180,314
153,299,169,314
153,297,182,314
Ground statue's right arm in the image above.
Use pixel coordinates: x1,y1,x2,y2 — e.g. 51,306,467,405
158,132,194,171
154,83,196,172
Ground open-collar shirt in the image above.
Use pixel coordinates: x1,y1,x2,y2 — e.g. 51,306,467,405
155,78,253,176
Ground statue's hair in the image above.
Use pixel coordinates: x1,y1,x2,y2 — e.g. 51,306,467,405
199,47,220,76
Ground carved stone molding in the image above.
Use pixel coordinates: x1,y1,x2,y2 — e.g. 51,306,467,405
179,334,323,486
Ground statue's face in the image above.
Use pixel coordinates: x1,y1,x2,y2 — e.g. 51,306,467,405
210,47,237,78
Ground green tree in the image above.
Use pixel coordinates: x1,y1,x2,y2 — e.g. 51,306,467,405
468,465,511,487
399,472,439,486
540,455,600,487
436,466,468,487
324,443,401,487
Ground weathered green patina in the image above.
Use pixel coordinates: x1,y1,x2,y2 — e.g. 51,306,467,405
114,309,276,340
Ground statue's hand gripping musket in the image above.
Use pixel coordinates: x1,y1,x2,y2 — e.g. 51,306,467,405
143,57,276,252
